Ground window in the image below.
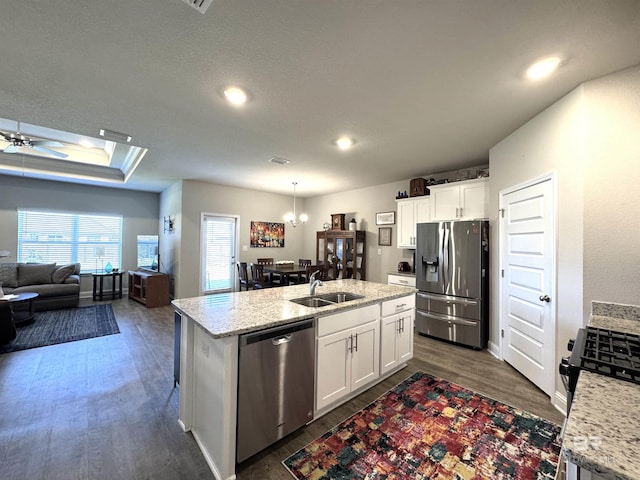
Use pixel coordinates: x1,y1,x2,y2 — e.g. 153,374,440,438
202,215,237,294
17,210,123,273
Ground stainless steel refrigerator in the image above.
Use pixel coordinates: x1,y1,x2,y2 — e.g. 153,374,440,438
415,221,489,349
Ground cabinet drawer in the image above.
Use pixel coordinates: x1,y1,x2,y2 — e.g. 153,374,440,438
387,274,416,287
381,295,415,317
317,304,379,337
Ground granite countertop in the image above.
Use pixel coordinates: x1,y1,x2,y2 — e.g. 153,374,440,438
562,301,640,480
172,279,417,338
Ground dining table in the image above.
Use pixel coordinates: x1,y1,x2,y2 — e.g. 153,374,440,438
262,264,309,286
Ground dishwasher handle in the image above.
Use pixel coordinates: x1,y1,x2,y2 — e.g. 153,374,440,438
272,334,293,346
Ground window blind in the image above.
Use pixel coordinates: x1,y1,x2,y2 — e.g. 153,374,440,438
17,210,123,272
203,215,236,293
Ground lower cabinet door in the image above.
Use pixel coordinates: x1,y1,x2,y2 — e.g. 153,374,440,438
380,314,400,375
316,330,351,411
350,320,379,390
397,312,414,364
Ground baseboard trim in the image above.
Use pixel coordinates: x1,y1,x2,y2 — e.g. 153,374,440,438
487,340,500,360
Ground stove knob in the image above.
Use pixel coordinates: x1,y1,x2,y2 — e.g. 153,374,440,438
567,338,576,351
559,357,570,376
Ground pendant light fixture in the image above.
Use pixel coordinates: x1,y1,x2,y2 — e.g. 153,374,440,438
284,181,308,227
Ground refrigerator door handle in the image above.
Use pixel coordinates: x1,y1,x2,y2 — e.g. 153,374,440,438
416,309,478,326
417,292,479,306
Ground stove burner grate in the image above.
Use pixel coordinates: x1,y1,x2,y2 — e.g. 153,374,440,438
579,327,640,385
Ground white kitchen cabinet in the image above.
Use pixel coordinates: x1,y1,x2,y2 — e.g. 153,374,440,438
429,178,488,221
387,274,416,287
316,304,380,412
380,295,415,375
396,197,430,248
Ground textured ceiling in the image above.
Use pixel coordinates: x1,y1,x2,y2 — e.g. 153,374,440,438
1,0,639,196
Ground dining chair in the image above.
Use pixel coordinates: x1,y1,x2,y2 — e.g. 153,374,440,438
236,262,253,291
291,259,312,284
250,263,272,289
305,264,327,282
256,258,280,285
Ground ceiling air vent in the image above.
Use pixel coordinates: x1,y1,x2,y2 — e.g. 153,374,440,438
181,0,213,14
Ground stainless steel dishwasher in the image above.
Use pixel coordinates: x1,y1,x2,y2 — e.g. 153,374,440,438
236,318,315,463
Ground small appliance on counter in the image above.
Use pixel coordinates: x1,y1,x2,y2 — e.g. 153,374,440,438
397,261,411,272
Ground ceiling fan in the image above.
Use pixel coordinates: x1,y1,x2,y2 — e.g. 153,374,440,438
0,122,68,158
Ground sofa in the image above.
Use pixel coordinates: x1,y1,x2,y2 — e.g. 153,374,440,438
0,262,81,310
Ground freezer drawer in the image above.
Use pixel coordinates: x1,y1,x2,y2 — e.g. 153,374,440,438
415,309,485,349
236,319,315,462
416,292,482,321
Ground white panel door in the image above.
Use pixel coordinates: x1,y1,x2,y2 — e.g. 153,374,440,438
501,177,555,397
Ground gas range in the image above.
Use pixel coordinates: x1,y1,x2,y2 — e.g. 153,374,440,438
559,326,640,414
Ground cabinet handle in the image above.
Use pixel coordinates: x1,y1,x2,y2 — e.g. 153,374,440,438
396,303,407,309
456,207,459,217
459,207,463,217
353,333,358,352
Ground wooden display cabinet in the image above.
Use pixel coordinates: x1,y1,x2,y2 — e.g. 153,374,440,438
316,230,366,281
128,269,170,308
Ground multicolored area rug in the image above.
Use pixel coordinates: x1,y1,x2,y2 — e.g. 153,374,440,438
283,372,562,480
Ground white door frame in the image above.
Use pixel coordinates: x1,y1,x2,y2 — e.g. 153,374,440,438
498,172,557,393
200,212,240,296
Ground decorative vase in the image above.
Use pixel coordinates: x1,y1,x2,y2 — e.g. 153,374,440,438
349,219,357,231
104,261,113,273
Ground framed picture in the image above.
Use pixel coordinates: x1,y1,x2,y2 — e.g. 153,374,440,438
376,211,395,225
378,227,392,246
250,221,285,248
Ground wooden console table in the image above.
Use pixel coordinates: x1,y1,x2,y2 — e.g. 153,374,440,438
127,270,170,308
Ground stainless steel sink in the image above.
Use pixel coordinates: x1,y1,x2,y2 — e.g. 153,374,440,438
290,291,365,307
317,292,365,303
289,297,335,308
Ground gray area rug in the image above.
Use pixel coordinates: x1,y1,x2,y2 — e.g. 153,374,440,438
0,304,120,353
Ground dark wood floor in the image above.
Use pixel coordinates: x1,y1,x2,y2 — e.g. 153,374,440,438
0,297,564,480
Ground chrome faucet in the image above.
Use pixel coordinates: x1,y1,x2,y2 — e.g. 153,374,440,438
309,270,323,296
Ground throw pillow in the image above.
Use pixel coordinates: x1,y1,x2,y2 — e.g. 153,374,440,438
18,263,57,286
52,263,76,283
0,263,19,288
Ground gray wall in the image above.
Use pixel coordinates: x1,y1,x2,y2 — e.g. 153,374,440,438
162,180,309,299
489,64,640,408
0,175,160,295
583,67,640,311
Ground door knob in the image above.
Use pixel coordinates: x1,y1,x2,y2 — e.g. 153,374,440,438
539,295,551,303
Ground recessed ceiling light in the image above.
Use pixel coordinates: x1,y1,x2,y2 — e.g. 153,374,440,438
526,56,562,80
335,136,356,150
223,86,248,106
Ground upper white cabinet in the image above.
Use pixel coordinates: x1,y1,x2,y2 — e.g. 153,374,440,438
429,178,488,221
396,197,430,248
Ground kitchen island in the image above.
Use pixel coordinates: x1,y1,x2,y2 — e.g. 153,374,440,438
172,279,417,480
562,301,640,480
